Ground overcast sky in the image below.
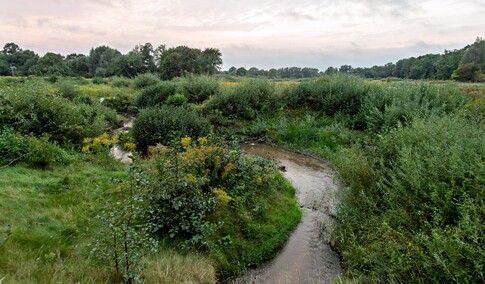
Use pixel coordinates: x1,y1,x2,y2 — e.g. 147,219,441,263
0,0,483,70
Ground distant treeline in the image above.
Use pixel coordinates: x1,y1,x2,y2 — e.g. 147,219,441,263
0,43,222,80
326,37,485,82
222,66,321,79
1,37,484,81
225,37,485,82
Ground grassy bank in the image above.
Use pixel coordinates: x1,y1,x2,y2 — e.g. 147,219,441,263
1,74,484,283
240,76,485,282
0,75,301,283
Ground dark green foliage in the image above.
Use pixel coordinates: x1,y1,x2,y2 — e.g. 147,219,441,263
165,93,188,107
158,46,222,80
287,73,367,117
132,106,211,153
356,83,467,132
435,48,466,80
333,116,485,282
204,79,274,119
132,73,159,89
30,52,68,76
111,76,132,88
102,93,135,113
92,77,107,84
0,128,71,168
452,63,481,82
57,82,81,100
179,75,220,103
131,141,300,274
135,81,177,109
0,81,110,145
87,45,121,77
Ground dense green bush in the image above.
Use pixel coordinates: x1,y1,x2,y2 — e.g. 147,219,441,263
132,139,300,275
0,127,71,168
133,106,211,153
179,75,220,103
356,83,467,132
111,76,132,88
56,82,81,100
101,93,135,113
165,93,188,107
135,81,177,109
0,81,111,145
333,116,485,282
286,73,367,116
92,77,107,85
204,79,274,119
132,73,159,89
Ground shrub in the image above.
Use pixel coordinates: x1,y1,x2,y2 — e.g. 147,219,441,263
0,127,29,165
132,73,159,89
111,76,132,88
334,116,485,282
0,81,110,145
92,77,107,85
135,82,177,109
102,93,135,113
89,178,158,283
286,73,367,116
356,82,467,132
133,106,211,154
165,93,188,107
56,82,81,100
204,79,274,119
0,128,71,168
179,75,220,103
26,135,72,168
132,139,300,274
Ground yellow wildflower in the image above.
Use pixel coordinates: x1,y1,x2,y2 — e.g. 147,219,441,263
212,188,232,206
181,136,192,149
124,142,136,150
197,136,208,145
222,162,236,177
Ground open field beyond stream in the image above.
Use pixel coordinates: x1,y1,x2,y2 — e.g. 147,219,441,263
1,74,484,283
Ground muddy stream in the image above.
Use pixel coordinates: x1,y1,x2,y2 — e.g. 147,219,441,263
110,120,342,283
235,143,342,284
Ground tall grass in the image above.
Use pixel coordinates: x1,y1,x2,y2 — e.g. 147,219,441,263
332,115,484,282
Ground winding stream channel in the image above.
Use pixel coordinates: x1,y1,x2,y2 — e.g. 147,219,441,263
110,123,342,283
236,143,342,284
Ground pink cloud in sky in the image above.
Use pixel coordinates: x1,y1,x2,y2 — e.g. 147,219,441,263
0,0,483,69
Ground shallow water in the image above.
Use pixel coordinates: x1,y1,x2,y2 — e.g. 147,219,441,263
235,143,342,284
110,118,133,162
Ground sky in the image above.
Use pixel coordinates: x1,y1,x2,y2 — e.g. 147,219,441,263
0,0,484,70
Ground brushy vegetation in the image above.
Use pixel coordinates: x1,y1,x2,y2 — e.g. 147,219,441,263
0,75,303,283
132,73,159,90
239,76,484,283
1,73,484,283
203,79,276,120
132,105,211,154
178,74,220,103
134,81,177,109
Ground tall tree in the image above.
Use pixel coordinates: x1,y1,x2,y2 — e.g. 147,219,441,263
31,52,68,75
435,48,467,80
132,43,157,73
196,48,222,75
1,43,38,75
66,54,90,77
88,46,121,77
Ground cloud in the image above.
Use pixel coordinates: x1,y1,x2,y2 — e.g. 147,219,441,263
0,0,483,67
